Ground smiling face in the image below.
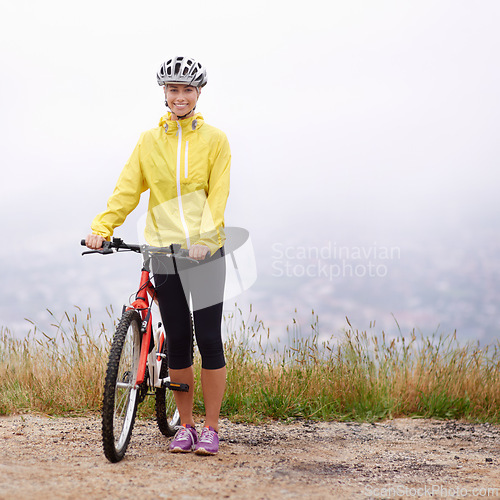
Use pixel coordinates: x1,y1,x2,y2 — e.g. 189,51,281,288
164,83,200,120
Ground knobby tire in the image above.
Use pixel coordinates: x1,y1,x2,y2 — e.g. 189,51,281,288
102,309,142,463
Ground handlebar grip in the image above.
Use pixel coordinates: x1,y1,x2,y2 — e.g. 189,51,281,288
80,238,109,249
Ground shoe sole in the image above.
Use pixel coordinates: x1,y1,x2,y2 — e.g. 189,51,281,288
170,446,194,453
194,447,217,456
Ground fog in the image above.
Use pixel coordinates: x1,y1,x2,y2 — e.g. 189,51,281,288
1,1,499,340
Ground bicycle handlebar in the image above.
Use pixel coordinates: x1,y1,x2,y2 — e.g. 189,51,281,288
80,237,194,261
80,238,141,254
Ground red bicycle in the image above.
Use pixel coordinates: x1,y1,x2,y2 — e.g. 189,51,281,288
81,237,196,463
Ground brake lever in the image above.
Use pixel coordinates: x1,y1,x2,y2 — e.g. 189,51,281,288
82,248,114,256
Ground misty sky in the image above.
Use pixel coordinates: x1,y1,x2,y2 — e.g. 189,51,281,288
1,1,499,339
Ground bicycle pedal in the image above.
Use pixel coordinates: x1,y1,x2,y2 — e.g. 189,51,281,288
163,381,189,392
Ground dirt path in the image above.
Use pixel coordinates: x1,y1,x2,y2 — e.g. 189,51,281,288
0,415,499,499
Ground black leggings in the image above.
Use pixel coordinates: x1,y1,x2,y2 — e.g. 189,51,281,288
154,249,226,370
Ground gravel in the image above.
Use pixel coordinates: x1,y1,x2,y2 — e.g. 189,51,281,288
0,415,499,499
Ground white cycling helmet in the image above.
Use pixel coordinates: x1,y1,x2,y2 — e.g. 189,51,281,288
157,56,207,88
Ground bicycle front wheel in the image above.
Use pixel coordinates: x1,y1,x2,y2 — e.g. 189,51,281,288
102,309,142,463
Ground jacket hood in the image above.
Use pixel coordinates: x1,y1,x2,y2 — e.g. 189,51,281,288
159,112,204,132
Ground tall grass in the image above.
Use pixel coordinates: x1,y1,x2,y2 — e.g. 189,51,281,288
1,307,499,423
0,307,113,415
219,311,500,423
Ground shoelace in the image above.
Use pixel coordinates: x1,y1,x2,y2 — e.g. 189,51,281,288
174,426,194,443
199,428,216,444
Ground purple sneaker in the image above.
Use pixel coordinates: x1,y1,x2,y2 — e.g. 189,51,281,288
194,426,219,455
169,424,198,453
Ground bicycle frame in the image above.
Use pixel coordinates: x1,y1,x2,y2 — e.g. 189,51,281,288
127,265,185,393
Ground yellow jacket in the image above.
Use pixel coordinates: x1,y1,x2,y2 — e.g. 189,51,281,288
91,112,231,255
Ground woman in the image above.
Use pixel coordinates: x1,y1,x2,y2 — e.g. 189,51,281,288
85,56,230,456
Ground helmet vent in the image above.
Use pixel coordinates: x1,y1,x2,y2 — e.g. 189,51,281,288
156,56,208,88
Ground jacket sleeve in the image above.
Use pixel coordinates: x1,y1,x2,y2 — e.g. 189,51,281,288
90,134,148,240
195,131,231,255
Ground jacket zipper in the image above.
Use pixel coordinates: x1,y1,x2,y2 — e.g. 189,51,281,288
176,123,191,247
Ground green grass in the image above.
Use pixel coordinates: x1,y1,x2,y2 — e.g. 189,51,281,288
1,306,499,424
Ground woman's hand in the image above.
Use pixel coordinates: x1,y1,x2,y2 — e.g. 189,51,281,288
85,234,106,250
189,244,210,260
